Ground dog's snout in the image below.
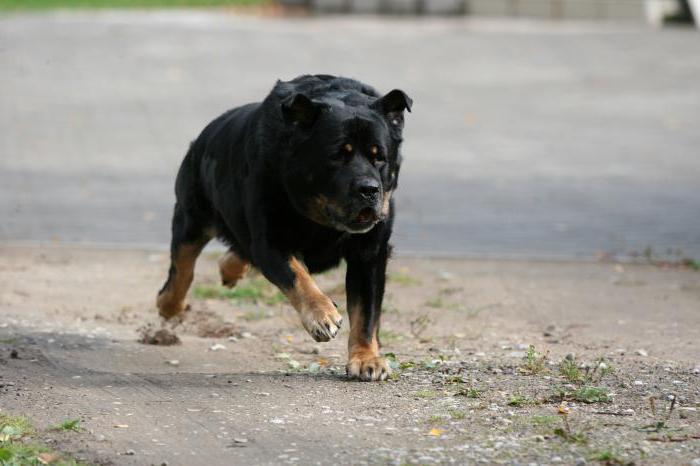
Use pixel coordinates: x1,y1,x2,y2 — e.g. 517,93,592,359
355,178,381,201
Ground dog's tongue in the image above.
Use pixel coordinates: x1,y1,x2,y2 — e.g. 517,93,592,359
356,208,375,224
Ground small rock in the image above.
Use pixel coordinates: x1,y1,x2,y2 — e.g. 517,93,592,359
256,392,270,396
635,349,648,357
691,459,700,466
565,353,576,361
575,458,587,466
623,408,635,415
165,360,180,366
227,336,238,342
10,349,18,359
125,449,135,456
633,380,645,386
240,332,253,339
551,457,562,464
474,352,486,357
514,343,528,350
692,367,699,375
209,344,226,352
311,346,321,355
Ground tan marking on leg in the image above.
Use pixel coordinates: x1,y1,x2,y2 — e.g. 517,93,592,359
346,304,390,381
381,189,394,217
283,257,343,342
156,241,207,320
219,251,249,288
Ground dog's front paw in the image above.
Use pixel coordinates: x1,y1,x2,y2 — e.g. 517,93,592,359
299,297,343,342
346,351,391,381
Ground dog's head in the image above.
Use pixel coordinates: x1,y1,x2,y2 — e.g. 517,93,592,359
277,76,412,234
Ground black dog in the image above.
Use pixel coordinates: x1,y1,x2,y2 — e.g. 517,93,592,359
156,75,412,381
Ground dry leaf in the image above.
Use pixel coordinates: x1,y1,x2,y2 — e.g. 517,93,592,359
429,428,444,437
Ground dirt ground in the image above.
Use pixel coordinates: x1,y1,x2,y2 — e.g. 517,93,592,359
0,245,698,465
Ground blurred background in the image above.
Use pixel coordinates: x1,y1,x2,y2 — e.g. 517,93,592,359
1,0,699,262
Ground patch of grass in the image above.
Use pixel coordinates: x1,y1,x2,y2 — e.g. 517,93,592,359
0,443,87,465
559,358,582,383
0,0,269,9
519,345,548,375
0,414,88,465
573,386,611,404
415,389,438,399
682,258,700,270
448,409,467,420
0,415,35,440
590,449,631,465
559,356,614,384
549,386,611,404
507,394,537,407
388,271,421,286
455,387,481,398
52,419,82,432
531,415,558,426
194,279,285,306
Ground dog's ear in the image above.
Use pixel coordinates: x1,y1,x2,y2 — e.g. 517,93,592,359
373,89,412,130
281,93,322,128
375,89,413,114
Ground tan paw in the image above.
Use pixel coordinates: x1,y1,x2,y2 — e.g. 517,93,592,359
219,252,249,288
346,353,391,381
299,297,343,342
156,292,189,320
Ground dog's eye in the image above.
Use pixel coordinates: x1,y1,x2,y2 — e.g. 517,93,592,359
343,143,353,153
369,145,385,163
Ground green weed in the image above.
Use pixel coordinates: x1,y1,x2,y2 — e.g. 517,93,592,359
415,389,438,399
52,419,82,433
519,345,548,375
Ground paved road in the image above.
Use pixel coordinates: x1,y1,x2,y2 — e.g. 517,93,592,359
1,11,699,259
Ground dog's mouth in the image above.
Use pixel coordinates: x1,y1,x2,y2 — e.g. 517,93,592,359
342,206,380,233
309,196,383,233
355,207,377,225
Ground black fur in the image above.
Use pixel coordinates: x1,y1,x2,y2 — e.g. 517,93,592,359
159,74,412,373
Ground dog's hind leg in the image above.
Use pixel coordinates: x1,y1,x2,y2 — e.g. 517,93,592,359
156,205,211,320
219,249,250,288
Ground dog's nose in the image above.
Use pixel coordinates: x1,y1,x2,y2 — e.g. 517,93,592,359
355,178,380,201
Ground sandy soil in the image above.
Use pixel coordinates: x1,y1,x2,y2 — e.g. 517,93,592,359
0,245,698,465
